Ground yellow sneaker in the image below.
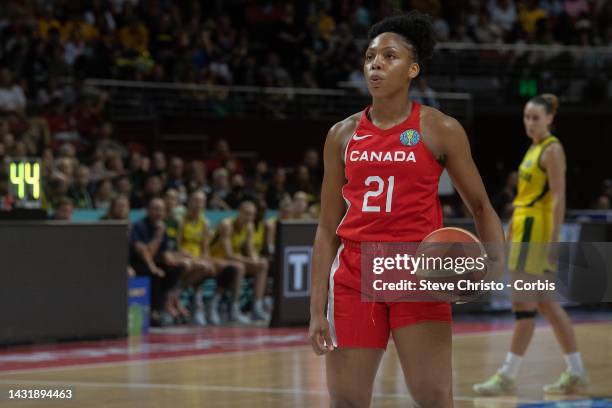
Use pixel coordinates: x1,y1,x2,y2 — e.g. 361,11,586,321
543,371,588,394
473,372,516,396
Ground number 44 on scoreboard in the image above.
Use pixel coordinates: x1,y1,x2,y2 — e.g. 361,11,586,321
9,159,42,208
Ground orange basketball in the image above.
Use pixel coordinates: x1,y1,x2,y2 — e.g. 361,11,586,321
415,227,489,302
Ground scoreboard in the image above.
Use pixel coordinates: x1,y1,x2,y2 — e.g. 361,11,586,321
8,158,41,209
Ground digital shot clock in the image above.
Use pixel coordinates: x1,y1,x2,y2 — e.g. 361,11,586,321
8,158,41,209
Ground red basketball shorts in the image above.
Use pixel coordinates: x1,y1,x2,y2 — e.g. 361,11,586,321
326,240,452,349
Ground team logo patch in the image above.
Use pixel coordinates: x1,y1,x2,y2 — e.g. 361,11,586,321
524,159,533,168
400,129,420,146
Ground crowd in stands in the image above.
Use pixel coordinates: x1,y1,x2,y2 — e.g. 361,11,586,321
1,0,610,213
0,0,610,93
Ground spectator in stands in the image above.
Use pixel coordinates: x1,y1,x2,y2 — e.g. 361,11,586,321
53,196,74,220
209,167,231,210
292,191,316,219
289,165,317,200
316,6,337,41
132,174,163,208
166,156,185,191
259,52,292,87
128,151,147,193
489,0,519,35
303,148,323,190
96,122,128,157
118,18,149,54
205,139,236,172
68,164,94,209
251,160,272,196
0,68,26,117
432,9,451,40
152,150,167,177
519,0,548,35
412,76,441,110
451,23,475,42
592,194,610,209
164,187,186,223
103,194,130,220
43,172,70,210
105,150,126,178
226,173,254,208
473,11,504,42
94,178,114,210
115,174,133,201
266,167,290,209
185,160,210,195
564,0,591,24
347,58,369,95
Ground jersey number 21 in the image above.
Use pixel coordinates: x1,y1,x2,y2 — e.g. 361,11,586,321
362,176,394,213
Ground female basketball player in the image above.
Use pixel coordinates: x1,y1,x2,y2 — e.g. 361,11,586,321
474,95,588,396
177,191,217,325
309,11,505,407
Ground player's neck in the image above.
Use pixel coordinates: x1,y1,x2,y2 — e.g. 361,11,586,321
369,95,412,130
532,132,551,144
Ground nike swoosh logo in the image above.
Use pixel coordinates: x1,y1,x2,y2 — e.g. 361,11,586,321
352,134,374,141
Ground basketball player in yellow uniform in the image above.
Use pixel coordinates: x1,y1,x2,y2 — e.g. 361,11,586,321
474,94,588,395
177,191,216,325
210,200,270,321
259,195,294,258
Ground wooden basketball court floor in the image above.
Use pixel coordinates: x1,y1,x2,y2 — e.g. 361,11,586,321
0,317,610,407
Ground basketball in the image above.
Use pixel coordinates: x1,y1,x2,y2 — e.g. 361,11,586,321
415,227,489,302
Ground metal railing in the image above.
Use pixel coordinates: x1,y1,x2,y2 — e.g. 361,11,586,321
86,79,474,123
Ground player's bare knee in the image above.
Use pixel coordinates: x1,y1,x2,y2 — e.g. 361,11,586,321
232,262,246,276
411,384,451,408
537,302,551,316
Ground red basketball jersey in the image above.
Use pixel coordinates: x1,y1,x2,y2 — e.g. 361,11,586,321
336,102,444,243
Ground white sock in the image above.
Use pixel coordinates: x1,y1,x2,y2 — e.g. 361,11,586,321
195,289,204,308
231,302,241,313
499,352,522,380
254,299,264,312
564,352,585,375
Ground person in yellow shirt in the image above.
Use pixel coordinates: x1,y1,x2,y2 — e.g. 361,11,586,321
210,200,270,321
176,191,214,323
474,94,588,396
118,18,149,54
262,195,295,259
519,0,548,34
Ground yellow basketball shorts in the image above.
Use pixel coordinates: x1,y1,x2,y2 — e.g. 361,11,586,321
507,207,555,275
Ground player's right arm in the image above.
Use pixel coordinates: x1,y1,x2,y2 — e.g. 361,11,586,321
308,119,353,355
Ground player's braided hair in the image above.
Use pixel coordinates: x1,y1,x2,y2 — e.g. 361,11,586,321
368,10,436,64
